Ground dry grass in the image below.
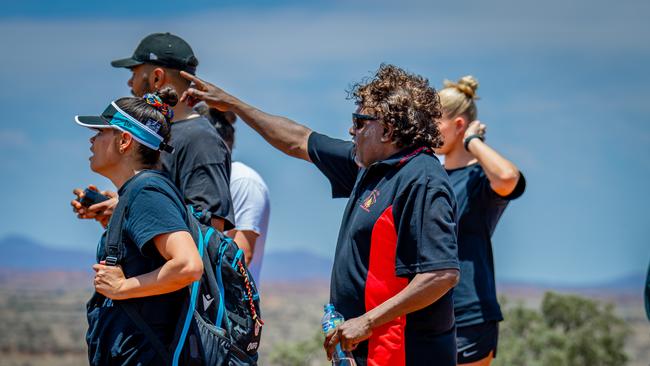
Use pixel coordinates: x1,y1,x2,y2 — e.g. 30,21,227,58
0,273,647,366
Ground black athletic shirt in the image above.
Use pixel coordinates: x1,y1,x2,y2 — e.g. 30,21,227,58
446,163,525,327
162,116,235,230
308,132,460,366
86,171,189,365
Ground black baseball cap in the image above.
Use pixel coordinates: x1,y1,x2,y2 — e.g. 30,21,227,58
111,32,199,74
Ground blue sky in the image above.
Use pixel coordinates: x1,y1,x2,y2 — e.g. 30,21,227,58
1,0,648,285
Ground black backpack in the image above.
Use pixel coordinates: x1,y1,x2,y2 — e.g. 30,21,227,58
104,170,263,365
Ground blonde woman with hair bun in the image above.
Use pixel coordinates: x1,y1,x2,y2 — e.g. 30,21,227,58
435,76,526,366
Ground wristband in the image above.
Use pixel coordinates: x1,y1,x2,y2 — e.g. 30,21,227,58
464,134,484,151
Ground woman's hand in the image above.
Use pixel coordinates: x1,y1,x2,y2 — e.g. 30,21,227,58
71,186,118,228
462,120,522,196
323,315,373,359
464,120,487,141
93,261,129,300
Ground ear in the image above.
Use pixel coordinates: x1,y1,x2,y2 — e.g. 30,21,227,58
151,67,166,89
118,131,135,153
380,123,395,143
454,116,467,136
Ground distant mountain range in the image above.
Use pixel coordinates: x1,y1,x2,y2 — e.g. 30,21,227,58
260,250,332,281
0,234,333,280
0,235,95,271
0,235,645,291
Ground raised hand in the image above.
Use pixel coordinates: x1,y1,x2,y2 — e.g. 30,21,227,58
464,120,487,141
179,71,235,112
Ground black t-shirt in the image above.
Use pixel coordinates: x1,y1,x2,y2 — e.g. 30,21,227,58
308,132,460,366
86,171,189,365
162,116,235,230
446,163,525,327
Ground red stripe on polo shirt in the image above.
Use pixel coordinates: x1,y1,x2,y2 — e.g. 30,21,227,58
365,205,408,366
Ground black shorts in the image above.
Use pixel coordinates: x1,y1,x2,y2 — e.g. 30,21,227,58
456,321,499,364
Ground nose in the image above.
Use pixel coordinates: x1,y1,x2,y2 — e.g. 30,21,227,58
127,74,134,87
349,125,356,137
89,134,96,144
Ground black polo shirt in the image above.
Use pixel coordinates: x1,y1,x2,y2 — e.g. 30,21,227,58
308,132,460,366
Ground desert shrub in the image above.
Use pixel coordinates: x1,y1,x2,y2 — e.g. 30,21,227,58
495,292,630,366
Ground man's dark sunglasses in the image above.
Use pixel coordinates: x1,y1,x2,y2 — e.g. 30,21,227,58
352,113,379,130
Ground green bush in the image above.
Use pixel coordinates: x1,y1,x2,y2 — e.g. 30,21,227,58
495,292,630,366
268,330,328,366
266,292,630,366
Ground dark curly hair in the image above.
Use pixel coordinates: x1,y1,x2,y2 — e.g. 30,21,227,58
347,64,443,148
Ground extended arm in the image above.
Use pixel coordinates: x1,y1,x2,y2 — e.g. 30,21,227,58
180,71,312,161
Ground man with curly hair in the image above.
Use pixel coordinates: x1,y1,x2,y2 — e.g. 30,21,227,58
181,64,460,366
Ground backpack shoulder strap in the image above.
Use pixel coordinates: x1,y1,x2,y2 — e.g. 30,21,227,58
105,170,183,264
104,188,129,265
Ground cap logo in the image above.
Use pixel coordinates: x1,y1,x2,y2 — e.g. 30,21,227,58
149,52,158,60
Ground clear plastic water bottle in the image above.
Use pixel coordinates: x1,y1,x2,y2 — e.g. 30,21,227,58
321,303,357,366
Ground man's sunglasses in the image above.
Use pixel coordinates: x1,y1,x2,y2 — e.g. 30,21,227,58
352,113,379,130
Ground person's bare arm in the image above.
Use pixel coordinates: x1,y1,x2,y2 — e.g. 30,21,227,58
465,121,521,197
93,231,203,299
210,218,225,232
227,229,259,265
180,71,312,161
324,269,459,355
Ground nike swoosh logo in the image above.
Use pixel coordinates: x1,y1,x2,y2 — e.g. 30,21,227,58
457,342,477,353
463,350,478,358
203,295,214,310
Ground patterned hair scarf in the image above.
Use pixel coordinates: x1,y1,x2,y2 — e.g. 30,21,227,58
144,93,174,121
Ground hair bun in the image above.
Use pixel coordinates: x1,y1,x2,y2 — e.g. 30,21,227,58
155,86,179,107
443,75,479,100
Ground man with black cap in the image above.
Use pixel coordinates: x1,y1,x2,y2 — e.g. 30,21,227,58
72,32,235,232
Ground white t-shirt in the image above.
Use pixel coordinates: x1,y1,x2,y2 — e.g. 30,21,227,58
229,161,270,284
